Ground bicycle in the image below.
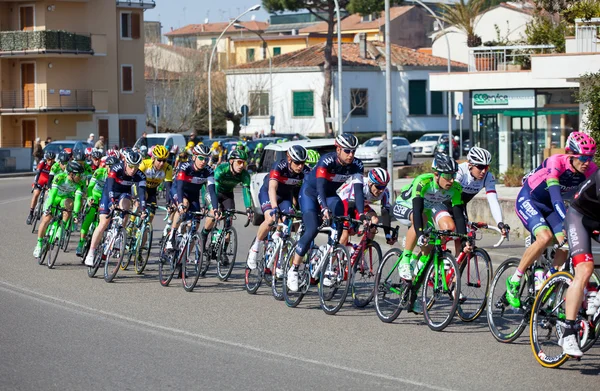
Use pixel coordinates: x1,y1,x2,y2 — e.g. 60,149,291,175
102,207,139,283
79,202,99,264
245,210,301,295
158,209,206,291
35,206,69,269
201,209,250,281
121,203,155,274
30,185,47,234
374,228,462,331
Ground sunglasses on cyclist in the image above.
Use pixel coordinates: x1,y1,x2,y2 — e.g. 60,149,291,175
474,164,489,170
291,160,305,166
439,172,456,180
372,184,387,190
233,159,246,166
127,163,139,169
342,149,356,154
194,156,206,161
156,159,167,163
577,155,593,163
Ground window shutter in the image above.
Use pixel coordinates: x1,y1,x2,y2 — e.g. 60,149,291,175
408,80,427,115
131,13,141,39
293,91,314,117
431,91,444,115
122,66,133,92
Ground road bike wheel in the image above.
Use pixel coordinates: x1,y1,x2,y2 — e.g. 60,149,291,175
272,238,294,301
182,235,203,292
352,241,382,308
47,221,64,269
318,244,351,315
457,248,493,322
421,252,460,331
121,236,135,271
31,199,43,234
62,222,72,252
216,227,237,281
104,229,126,283
245,238,266,295
87,247,103,278
374,248,408,323
487,257,532,343
38,237,50,266
282,250,309,308
158,246,178,287
134,223,153,274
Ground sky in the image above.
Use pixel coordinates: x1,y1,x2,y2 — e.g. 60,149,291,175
145,0,272,34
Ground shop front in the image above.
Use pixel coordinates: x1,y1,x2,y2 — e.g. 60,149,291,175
470,88,579,173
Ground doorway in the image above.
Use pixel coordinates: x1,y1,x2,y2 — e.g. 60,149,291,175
119,119,136,147
22,119,36,148
21,63,35,108
510,116,535,172
19,6,34,31
474,114,499,173
98,119,109,145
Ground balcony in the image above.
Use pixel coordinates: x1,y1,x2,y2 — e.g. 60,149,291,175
116,0,156,9
468,45,555,72
0,89,99,113
575,18,600,53
0,30,106,57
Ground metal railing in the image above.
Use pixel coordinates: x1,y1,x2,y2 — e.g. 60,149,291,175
575,18,600,53
468,45,555,72
0,30,93,55
115,0,156,8
0,89,94,111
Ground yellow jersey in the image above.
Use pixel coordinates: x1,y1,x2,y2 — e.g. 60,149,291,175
138,158,173,189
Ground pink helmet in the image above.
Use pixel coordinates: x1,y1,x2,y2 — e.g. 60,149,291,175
566,132,597,156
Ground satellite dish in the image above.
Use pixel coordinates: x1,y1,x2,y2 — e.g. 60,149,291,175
251,15,256,21
204,18,209,24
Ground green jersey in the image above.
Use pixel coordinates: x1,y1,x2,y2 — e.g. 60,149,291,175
44,172,85,214
88,167,108,197
50,161,66,177
397,173,463,208
213,163,252,208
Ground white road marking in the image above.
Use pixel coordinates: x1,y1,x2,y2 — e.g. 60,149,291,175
0,280,454,391
0,196,31,205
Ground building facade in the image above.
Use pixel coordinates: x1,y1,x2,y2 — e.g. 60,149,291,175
0,0,154,148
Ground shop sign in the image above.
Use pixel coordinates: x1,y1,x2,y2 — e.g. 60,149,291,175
472,90,534,109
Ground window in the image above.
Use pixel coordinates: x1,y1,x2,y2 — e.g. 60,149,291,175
211,37,217,47
273,47,281,56
121,12,140,39
249,91,269,116
431,91,444,115
246,48,255,63
350,88,368,116
293,91,314,117
121,65,133,93
408,80,427,115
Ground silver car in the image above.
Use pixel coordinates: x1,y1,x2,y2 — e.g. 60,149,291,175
355,136,413,165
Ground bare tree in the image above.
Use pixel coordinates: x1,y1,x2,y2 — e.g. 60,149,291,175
343,88,368,124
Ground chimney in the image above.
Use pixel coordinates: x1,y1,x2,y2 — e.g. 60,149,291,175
359,33,367,59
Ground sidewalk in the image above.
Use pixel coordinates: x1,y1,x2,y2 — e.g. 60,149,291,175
0,171,35,179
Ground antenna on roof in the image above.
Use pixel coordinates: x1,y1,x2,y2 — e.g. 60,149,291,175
251,15,256,21
205,10,209,24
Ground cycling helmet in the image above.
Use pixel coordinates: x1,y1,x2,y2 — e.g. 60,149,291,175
256,143,264,149
228,149,248,161
335,133,359,150
153,145,169,160
63,148,72,155
66,161,84,174
288,145,308,162
237,141,244,147
368,168,390,186
44,151,56,161
57,151,70,164
306,149,320,165
124,150,142,166
186,141,195,149
106,149,121,159
105,156,119,167
566,131,597,156
212,141,220,150
276,139,284,144
192,144,211,157
170,145,179,155
432,152,459,174
91,149,103,159
467,147,492,165
84,147,93,157
73,150,85,162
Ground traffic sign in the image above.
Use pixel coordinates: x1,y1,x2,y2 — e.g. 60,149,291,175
153,104,160,118
457,102,463,115
241,105,249,116
269,115,275,126
241,104,249,127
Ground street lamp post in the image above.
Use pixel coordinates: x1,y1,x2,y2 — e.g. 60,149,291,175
208,4,261,138
234,23,273,134
333,0,343,136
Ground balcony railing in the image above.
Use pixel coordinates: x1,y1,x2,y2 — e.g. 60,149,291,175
116,0,156,9
0,30,95,55
468,45,555,72
575,18,600,53
0,89,95,112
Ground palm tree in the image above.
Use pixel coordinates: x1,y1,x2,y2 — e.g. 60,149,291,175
436,0,487,47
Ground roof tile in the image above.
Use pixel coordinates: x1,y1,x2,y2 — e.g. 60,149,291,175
299,6,414,34
165,21,268,36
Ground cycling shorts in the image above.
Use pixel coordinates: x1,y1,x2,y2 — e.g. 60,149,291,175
146,187,157,206
45,196,71,214
342,200,374,230
258,188,294,214
205,191,235,212
566,207,600,267
515,185,563,237
99,192,132,215
392,200,449,227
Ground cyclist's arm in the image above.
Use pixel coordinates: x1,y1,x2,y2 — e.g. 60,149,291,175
164,164,173,204
137,182,147,209
546,178,567,220
315,166,329,209
412,196,426,237
73,187,83,215
241,171,252,209
352,172,365,215
268,179,279,210
484,173,503,225
87,172,98,198
33,161,43,185
380,188,392,235
207,176,218,210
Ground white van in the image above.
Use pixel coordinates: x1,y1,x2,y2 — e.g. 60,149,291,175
133,133,186,153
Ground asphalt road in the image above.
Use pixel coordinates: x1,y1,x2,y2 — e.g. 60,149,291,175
1,177,599,391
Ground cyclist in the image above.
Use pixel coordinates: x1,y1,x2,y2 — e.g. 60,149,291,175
201,149,253,247
33,161,85,258
27,151,56,225
76,156,119,257
247,145,310,271
506,132,598,308
306,149,320,168
210,141,225,167
184,141,195,155
89,149,103,171
288,133,364,292
48,151,71,186
338,167,395,246
251,142,264,168
393,153,468,282
83,151,147,266
137,145,173,220
166,144,218,251
72,150,94,182
560,168,600,357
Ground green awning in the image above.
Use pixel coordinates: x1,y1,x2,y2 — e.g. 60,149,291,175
473,108,579,116
537,109,579,115
502,110,535,117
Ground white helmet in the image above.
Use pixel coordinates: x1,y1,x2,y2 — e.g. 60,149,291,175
467,147,491,165
335,133,359,150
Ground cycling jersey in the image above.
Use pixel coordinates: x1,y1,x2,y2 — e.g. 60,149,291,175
34,161,53,188
48,162,66,184
258,159,310,212
454,162,503,224
338,180,391,210
138,158,173,189
43,172,84,215
571,169,600,221
213,163,252,209
567,172,600,266
88,167,108,197
210,147,224,165
174,161,217,210
103,163,147,209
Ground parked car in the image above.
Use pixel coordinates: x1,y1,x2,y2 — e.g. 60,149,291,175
249,138,336,225
43,140,92,155
355,136,413,165
134,133,187,153
463,139,471,155
410,133,444,157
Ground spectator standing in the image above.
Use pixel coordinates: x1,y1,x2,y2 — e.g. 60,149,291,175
95,136,105,150
33,138,44,166
45,137,52,147
259,129,265,138
87,133,95,144
377,134,388,170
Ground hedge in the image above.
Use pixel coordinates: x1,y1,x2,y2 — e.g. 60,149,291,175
0,30,91,52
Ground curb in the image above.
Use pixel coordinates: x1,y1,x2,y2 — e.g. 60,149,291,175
0,172,36,179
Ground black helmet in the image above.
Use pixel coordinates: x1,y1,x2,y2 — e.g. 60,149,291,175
192,144,211,157
57,151,70,163
335,133,359,149
44,151,56,161
67,161,84,174
288,145,308,162
91,149,103,159
431,153,458,174
105,156,119,167
73,150,85,162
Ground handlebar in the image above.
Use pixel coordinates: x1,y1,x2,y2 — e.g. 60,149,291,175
469,222,507,248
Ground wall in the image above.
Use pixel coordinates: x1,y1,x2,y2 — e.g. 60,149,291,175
388,7,432,49
44,1,88,32
116,9,145,115
234,39,309,65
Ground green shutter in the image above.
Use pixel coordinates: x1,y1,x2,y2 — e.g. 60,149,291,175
409,80,427,115
273,47,281,56
246,48,255,62
293,91,314,117
431,91,444,115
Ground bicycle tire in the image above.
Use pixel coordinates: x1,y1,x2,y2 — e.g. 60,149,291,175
374,248,408,323
487,257,532,343
104,229,126,283
282,249,309,308
457,248,493,322
216,226,237,281
272,238,294,301
182,235,203,292
62,221,72,252
245,238,266,295
121,236,135,271
318,244,351,315
31,199,42,234
134,223,153,275
158,246,178,287
38,237,50,265
47,221,64,269
422,252,460,331
87,247,103,278
352,241,382,308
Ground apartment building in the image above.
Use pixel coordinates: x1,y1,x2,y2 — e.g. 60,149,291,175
0,0,155,148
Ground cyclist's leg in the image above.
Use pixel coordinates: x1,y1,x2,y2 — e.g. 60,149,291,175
339,198,355,246
33,197,60,256
83,191,115,265
146,188,158,224
293,187,320,266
